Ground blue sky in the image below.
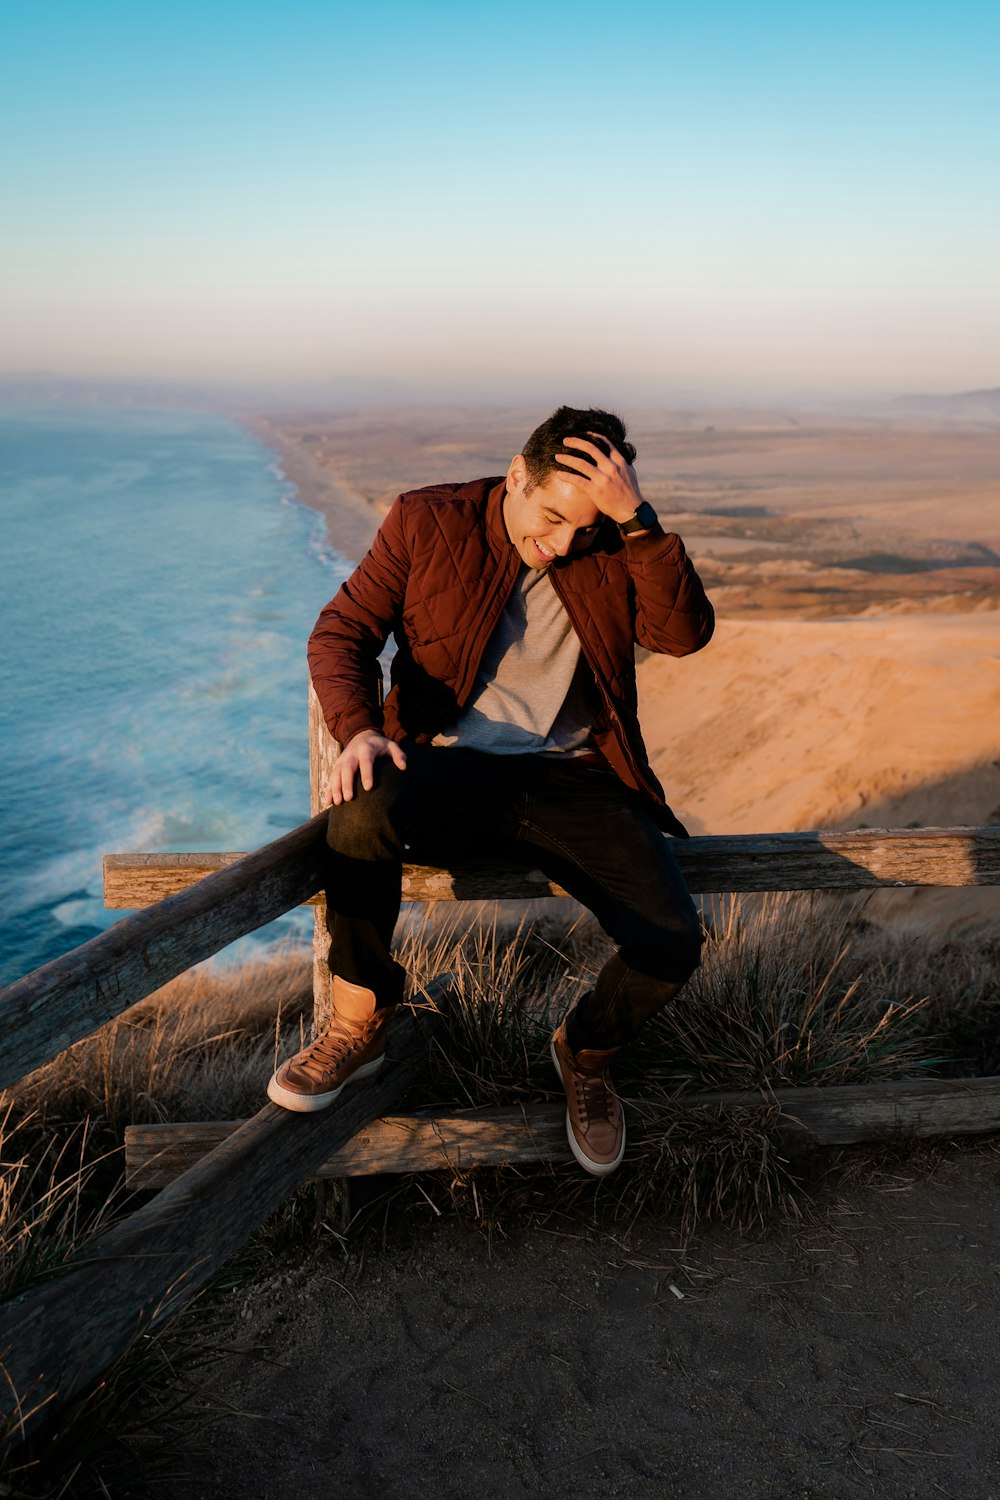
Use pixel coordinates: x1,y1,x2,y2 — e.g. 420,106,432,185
3,0,998,401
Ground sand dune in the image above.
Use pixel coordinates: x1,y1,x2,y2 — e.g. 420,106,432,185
639,611,1000,930
642,612,1000,837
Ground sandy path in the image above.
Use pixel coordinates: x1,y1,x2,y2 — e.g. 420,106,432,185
175,1148,1000,1500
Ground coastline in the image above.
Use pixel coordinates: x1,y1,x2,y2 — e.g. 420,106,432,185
0,405,332,983
239,413,378,567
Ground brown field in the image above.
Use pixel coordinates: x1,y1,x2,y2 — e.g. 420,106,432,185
256,404,1000,616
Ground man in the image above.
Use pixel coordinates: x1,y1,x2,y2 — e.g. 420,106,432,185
268,406,714,1176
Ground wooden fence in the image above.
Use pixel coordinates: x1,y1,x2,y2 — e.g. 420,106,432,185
0,688,997,1449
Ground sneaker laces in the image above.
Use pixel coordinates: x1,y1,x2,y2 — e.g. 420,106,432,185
296,1021,363,1081
573,1063,617,1126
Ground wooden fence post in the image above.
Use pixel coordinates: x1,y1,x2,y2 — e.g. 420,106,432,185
308,681,340,1031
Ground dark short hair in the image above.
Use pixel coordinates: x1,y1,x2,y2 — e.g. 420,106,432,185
521,406,636,492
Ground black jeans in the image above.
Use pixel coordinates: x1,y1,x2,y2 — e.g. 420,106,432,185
324,745,703,1050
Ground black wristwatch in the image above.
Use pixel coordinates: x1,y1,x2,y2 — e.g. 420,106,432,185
618,501,659,536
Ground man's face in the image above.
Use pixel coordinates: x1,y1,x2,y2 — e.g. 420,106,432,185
502,455,602,570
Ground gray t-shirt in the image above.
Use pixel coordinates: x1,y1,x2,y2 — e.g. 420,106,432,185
432,565,594,754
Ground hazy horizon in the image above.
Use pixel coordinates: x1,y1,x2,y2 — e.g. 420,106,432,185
3,1,998,399
2,369,998,418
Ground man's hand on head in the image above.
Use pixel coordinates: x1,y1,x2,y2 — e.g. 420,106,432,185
555,434,646,526
326,729,407,806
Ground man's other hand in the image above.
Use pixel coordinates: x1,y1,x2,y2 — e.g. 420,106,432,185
326,730,407,806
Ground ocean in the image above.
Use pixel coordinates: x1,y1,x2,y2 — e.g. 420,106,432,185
0,405,351,986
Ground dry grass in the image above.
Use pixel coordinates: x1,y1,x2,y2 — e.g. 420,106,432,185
0,1110,123,1304
13,945,313,1143
6,895,994,1255
631,893,939,1093
384,893,975,1237
3,895,997,1492
0,948,313,1495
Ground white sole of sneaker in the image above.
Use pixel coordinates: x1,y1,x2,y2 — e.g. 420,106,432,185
266,1052,385,1113
550,1040,626,1177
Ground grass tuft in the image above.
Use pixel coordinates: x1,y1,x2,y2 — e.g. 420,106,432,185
630,893,935,1094
14,947,313,1144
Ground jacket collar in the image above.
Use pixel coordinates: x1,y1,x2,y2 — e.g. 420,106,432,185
485,477,512,555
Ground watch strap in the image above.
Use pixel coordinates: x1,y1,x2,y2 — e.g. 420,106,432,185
618,500,658,536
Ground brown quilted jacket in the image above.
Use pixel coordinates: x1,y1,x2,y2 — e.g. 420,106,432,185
308,477,714,836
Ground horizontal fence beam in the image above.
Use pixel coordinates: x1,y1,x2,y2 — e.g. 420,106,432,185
124,1074,1000,1189
0,813,330,1093
104,825,1000,910
0,991,446,1452
127,1105,567,1188
6,824,999,1096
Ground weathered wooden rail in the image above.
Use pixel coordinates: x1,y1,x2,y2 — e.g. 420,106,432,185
9,824,997,1099
109,825,1000,1181
104,825,1000,907
2,819,998,1449
125,1074,1000,1190
0,813,330,1094
0,686,997,1452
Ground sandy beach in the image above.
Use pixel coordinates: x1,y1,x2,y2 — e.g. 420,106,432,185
246,413,383,564
642,612,1000,839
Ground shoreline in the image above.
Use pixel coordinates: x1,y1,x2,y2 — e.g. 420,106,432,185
238,412,379,567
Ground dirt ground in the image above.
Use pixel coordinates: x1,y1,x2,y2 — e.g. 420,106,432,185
172,1145,1000,1500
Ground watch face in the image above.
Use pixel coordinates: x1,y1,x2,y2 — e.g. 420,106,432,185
621,501,658,533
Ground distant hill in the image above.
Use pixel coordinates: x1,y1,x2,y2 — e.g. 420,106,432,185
3,373,998,425
886,388,1000,422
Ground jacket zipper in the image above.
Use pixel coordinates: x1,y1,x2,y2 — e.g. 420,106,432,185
550,569,663,805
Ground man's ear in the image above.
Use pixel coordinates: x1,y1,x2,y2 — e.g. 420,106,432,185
506,454,527,493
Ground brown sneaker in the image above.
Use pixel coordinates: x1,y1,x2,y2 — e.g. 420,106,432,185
550,1021,626,1177
267,977,396,1113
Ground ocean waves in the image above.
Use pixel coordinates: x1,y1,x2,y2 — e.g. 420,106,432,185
0,405,349,984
